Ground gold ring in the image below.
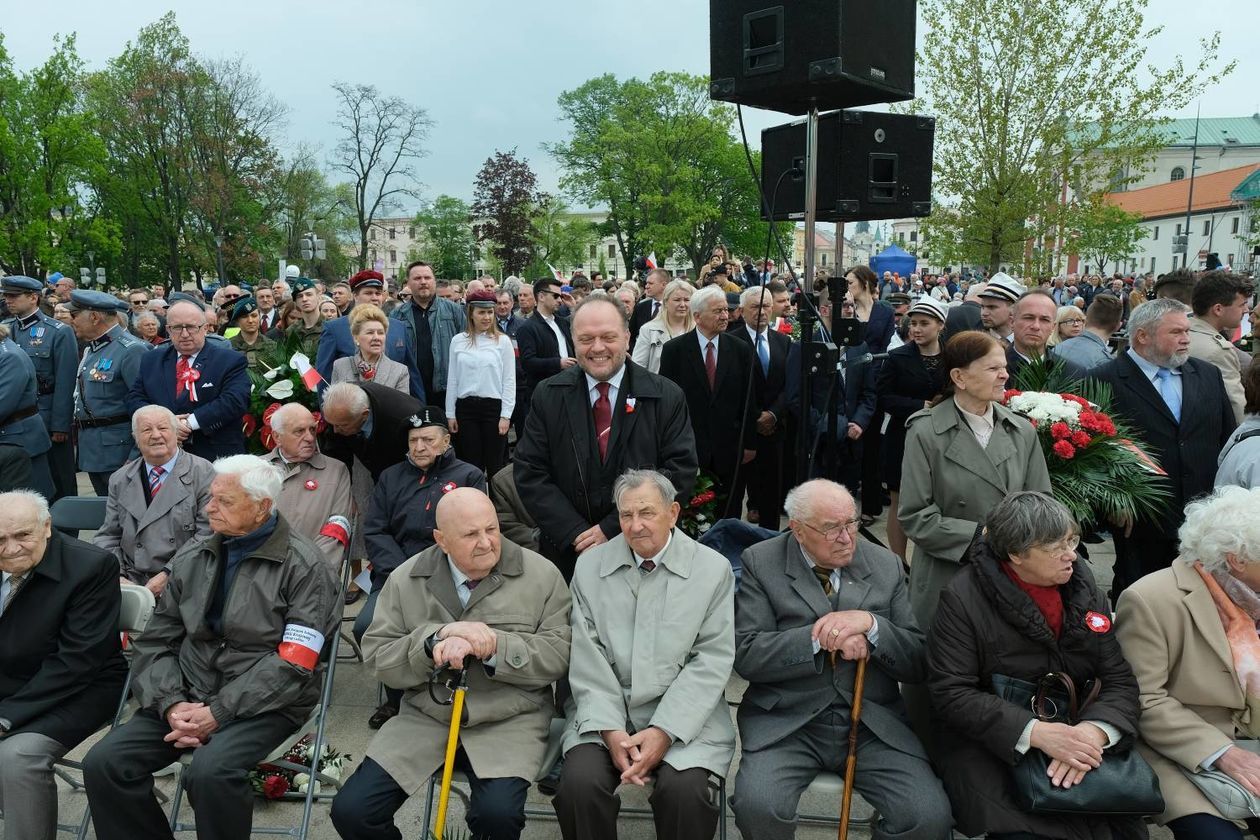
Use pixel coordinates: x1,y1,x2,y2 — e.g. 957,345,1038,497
831,629,840,637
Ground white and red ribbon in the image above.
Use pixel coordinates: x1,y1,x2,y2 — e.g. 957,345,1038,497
319,515,351,547
277,624,325,670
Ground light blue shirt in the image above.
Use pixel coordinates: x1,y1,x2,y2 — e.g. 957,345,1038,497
445,556,497,667
144,450,180,479
696,330,720,367
1126,347,1182,407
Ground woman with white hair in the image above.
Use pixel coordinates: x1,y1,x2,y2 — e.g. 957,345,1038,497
1116,485,1260,839
631,279,694,374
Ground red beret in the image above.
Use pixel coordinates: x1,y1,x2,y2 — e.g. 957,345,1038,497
466,290,497,307
349,270,385,290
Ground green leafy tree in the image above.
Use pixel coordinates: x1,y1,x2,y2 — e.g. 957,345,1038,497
329,81,432,271
526,195,597,278
472,149,540,276
266,148,355,282
1071,200,1148,275
414,194,475,279
910,0,1233,274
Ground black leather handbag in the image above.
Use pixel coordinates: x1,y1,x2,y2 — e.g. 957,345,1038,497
991,672,1164,816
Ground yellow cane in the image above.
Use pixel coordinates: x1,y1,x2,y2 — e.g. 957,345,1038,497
432,666,470,840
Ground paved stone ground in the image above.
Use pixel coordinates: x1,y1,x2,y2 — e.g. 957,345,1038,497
52,473,1171,838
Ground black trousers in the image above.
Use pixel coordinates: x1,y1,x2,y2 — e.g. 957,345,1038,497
454,396,507,479
88,470,111,496
83,708,295,840
553,742,720,840
746,438,784,530
859,426,884,517
47,437,76,501
1109,528,1178,603
331,753,529,840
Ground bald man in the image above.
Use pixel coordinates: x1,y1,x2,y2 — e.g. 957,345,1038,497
332,488,570,840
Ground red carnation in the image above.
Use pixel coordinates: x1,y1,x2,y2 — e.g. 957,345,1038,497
688,496,704,508
1003,389,1022,402
1071,430,1091,448
242,414,257,437
1061,394,1089,407
262,774,289,799
1050,422,1071,440
699,491,717,504
262,402,283,423
1052,440,1076,459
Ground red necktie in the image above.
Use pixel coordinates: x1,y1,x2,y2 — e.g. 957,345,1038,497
704,341,717,391
594,381,612,461
176,355,191,397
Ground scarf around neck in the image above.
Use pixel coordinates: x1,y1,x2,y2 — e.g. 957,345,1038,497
1193,561,1260,735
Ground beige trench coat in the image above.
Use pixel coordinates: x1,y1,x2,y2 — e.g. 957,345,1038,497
93,451,214,582
1189,315,1246,424
363,539,571,793
262,449,353,571
898,399,1051,627
1116,562,1252,824
563,529,737,777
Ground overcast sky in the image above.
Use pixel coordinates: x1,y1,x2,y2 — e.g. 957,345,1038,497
4,0,1257,208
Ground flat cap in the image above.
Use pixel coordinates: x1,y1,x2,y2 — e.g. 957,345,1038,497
68,289,127,313
1,275,44,294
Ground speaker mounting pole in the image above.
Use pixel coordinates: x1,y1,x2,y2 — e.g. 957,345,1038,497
802,105,820,289
796,104,821,484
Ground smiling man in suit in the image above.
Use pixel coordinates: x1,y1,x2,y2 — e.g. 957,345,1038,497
730,479,951,840
728,286,791,529
93,405,213,595
658,285,758,519
1092,299,1236,599
126,299,252,461
513,296,697,581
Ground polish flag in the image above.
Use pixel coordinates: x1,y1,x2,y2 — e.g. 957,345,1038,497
290,352,323,391
645,252,658,270
547,263,564,281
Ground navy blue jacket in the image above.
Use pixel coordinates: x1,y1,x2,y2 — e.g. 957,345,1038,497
127,341,251,460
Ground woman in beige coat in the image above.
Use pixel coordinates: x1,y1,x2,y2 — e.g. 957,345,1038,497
1116,485,1260,839
631,279,694,374
898,330,1051,629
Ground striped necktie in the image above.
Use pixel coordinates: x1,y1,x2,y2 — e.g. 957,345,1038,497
3,573,28,613
149,465,166,496
812,566,834,596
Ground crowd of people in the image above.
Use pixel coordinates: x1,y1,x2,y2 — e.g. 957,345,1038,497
3,254,1260,840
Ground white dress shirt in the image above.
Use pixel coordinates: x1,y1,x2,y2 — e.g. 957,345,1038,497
585,364,627,408
445,332,517,419
955,397,996,449
541,313,569,357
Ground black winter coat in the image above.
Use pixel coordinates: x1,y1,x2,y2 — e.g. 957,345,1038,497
927,538,1146,840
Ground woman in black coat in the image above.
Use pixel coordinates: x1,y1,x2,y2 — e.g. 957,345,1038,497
928,491,1146,840
875,296,948,561
847,266,897,523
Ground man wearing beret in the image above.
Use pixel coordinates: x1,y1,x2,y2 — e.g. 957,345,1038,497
2,275,78,500
69,290,152,495
127,298,251,462
227,296,277,373
316,270,425,400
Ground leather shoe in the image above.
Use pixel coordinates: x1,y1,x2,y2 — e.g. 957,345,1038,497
368,703,398,730
344,588,363,606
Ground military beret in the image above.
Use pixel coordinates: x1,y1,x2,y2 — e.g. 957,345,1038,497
1,276,43,294
406,406,449,430
349,269,385,291
289,276,316,295
168,291,208,309
465,290,497,308
231,296,258,323
68,289,126,313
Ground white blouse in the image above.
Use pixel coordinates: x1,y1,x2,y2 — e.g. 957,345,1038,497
445,332,516,419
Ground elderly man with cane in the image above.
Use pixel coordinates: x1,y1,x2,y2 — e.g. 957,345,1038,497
330,487,571,840
730,478,951,840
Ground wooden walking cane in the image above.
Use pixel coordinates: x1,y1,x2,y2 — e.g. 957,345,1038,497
431,665,471,840
831,652,869,840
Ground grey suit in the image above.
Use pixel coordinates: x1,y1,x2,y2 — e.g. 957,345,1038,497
731,533,951,840
93,452,214,583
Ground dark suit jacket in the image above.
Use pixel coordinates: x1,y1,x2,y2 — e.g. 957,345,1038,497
727,326,791,444
863,301,896,355
734,533,927,758
513,361,697,578
314,316,425,401
127,341,251,460
1091,353,1236,535
876,342,947,458
628,297,659,350
1005,344,1088,385
658,330,758,484
517,311,574,415
942,300,983,342
0,531,127,745
322,381,424,482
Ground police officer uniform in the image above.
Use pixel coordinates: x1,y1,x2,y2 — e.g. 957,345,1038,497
0,326,54,499
2,276,78,499
71,291,151,495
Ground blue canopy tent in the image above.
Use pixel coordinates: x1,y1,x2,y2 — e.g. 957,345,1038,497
869,243,916,278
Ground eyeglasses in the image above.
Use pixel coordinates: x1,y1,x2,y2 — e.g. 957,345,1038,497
167,324,206,334
1062,318,1085,326
1037,535,1081,554
798,518,861,541
131,299,149,305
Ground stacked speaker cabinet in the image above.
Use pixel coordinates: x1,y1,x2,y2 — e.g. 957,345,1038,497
759,110,935,223
709,0,917,115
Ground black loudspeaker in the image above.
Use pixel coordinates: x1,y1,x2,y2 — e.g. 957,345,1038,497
760,110,935,222
710,0,917,115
